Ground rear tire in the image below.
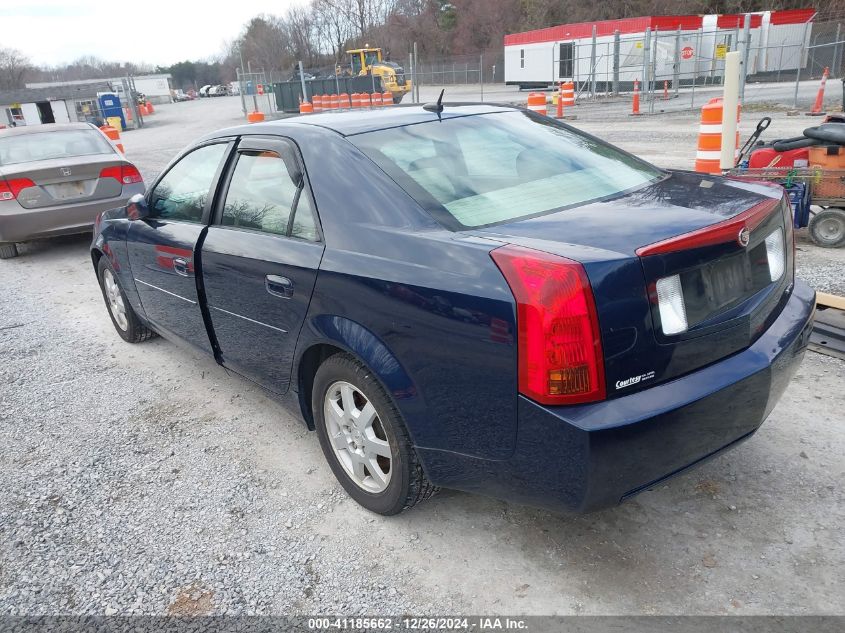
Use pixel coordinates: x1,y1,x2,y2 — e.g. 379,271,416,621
809,208,845,248
0,243,19,259
97,256,157,343
312,353,437,515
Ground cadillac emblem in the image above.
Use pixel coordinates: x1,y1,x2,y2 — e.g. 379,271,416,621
737,227,750,247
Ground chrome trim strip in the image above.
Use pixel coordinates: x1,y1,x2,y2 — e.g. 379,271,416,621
134,278,196,305
209,305,288,334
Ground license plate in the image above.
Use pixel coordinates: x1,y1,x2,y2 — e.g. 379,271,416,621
704,254,751,310
51,181,86,200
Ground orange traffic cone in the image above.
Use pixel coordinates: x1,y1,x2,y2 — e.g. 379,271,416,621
807,67,829,116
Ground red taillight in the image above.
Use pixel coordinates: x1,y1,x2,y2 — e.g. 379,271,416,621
0,177,35,200
635,197,781,257
99,164,143,185
120,164,143,184
490,245,606,406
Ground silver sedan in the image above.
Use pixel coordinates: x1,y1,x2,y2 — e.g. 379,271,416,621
0,122,145,259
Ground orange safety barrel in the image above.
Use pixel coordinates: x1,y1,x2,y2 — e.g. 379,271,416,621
300,101,314,114
145,101,155,114
329,94,339,110
313,94,323,112
247,111,265,123
561,82,575,107
339,93,350,109
694,98,740,174
382,91,393,105
360,93,371,107
371,92,383,107
99,125,125,154
526,92,547,114
351,93,361,108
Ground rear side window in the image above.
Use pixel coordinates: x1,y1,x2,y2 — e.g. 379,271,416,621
350,110,663,229
0,129,113,166
149,143,227,223
220,148,319,241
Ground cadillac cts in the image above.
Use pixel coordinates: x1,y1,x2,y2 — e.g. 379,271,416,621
91,104,815,515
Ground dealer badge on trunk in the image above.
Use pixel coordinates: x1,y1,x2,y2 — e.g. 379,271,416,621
60,167,72,176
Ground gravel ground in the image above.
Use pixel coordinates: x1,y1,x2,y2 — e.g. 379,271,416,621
0,96,843,616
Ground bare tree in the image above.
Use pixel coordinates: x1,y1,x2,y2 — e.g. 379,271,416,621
0,47,31,90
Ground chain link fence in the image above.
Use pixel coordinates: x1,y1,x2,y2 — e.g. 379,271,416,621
403,18,845,112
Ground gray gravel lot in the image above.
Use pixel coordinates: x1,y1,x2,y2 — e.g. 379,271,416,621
0,95,843,616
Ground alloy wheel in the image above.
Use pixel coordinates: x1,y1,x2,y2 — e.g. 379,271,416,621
103,269,128,331
323,380,392,493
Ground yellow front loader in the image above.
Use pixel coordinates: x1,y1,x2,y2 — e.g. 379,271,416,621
346,47,412,104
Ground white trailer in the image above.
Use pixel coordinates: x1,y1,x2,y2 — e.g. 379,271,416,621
503,9,815,89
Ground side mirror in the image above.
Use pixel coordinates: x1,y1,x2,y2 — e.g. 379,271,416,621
126,193,149,221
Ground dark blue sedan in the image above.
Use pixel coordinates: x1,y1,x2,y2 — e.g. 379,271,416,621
91,104,815,515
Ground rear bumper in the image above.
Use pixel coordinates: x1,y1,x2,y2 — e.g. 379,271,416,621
0,186,143,243
417,279,816,513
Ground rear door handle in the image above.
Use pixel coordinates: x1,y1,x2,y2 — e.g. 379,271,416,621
265,274,294,298
173,258,189,277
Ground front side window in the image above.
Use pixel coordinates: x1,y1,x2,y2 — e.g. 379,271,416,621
350,111,663,229
149,143,227,223
221,148,319,241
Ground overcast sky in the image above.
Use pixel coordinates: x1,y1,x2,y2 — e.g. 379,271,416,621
2,0,308,67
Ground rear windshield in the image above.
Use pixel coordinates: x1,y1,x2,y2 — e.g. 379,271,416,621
0,129,113,166
350,110,663,229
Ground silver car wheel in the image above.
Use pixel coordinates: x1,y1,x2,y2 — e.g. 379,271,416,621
323,380,392,493
103,269,128,331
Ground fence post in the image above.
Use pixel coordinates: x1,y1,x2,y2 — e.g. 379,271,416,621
299,60,309,105
590,25,597,96
739,13,751,102
641,27,651,98
649,30,658,113
795,21,811,108
413,42,420,103
480,53,484,101
673,26,681,97
833,23,842,78
612,30,620,95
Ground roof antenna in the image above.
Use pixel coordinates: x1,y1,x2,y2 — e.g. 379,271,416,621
423,89,445,117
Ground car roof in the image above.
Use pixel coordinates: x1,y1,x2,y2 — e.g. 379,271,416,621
0,122,97,138
215,103,518,139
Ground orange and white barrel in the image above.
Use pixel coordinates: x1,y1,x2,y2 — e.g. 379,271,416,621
351,93,361,108
339,93,350,109
382,91,393,105
330,94,340,110
313,94,323,112
695,97,741,174
99,125,125,154
360,93,371,107
526,92,547,115
561,82,575,107
371,92,383,107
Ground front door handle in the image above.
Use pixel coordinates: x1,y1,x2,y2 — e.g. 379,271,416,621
173,258,189,277
266,274,293,298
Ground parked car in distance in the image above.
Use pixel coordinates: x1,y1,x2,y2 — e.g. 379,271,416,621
91,105,815,516
0,123,145,259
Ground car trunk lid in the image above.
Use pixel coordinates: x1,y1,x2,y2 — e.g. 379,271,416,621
0,154,126,209
477,170,794,398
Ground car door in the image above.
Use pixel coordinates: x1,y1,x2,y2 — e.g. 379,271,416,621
200,136,325,393
127,141,231,354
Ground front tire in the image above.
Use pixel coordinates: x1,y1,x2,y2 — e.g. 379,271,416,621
312,353,437,515
809,208,845,248
0,243,18,259
97,256,157,343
